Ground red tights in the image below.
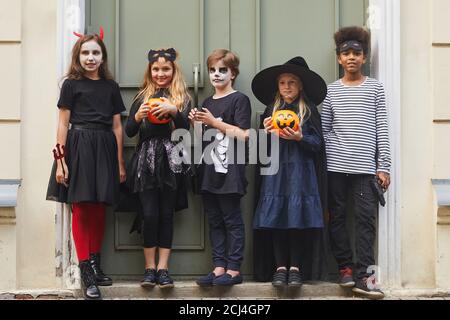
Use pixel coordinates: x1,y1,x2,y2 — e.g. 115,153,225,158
72,203,106,262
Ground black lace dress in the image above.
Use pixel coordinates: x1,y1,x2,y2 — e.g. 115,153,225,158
124,89,191,212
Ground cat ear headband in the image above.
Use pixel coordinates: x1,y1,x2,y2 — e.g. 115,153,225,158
73,26,105,41
148,48,177,63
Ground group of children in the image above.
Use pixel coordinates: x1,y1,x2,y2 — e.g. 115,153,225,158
47,26,391,300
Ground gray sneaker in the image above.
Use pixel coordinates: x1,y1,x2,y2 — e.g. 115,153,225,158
339,267,356,288
272,269,288,287
352,277,385,300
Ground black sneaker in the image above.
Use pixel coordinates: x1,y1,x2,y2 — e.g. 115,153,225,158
352,277,385,300
339,267,356,288
157,269,174,289
196,272,217,287
288,269,303,287
141,269,157,288
272,269,288,287
213,273,243,286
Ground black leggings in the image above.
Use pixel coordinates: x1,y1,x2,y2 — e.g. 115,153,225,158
139,188,176,249
272,229,303,269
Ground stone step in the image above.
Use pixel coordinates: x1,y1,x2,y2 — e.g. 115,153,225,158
73,281,354,299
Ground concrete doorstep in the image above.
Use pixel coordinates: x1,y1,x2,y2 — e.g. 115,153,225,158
2,282,450,300
74,281,353,299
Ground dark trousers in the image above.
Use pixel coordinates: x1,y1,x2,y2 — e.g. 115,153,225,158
328,172,378,280
272,229,302,269
202,193,245,271
139,188,176,249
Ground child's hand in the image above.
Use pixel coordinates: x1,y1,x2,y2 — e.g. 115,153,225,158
188,108,201,124
376,172,391,190
119,162,127,183
279,126,303,141
263,117,275,133
150,97,177,119
195,108,217,127
135,103,150,122
56,161,69,187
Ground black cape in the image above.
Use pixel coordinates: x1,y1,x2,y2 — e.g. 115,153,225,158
252,102,330,282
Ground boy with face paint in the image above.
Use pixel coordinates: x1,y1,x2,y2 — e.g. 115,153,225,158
189,49,252,286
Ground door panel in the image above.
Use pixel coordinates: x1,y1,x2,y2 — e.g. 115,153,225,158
88,0,368,278
118,0,204,88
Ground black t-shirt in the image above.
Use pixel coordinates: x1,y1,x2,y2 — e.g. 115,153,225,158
58,78,126,126
199,91,252,195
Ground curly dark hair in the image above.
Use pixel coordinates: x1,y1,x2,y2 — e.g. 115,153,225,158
334,26,370,55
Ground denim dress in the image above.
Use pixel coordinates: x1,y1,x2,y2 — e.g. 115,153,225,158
253,118,324,230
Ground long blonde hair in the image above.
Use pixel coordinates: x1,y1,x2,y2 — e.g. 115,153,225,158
272,92,310,126
135,49,191,111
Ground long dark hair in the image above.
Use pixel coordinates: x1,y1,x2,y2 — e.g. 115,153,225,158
66,34,113,80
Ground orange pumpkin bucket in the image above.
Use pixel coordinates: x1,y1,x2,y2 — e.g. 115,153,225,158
272,110,300,132
146,98,172,124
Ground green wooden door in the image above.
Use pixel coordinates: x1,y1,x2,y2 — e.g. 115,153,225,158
87,0,368,279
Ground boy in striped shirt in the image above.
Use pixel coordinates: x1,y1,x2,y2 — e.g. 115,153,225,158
322,26,391,299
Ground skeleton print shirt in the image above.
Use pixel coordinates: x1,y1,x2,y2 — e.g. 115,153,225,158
198,91,252,195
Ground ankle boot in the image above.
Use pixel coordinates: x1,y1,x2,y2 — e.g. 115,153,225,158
79,260,102,300
89,253,113,286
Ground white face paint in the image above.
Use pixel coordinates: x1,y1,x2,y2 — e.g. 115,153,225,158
79,40,103,78
208,60,233,90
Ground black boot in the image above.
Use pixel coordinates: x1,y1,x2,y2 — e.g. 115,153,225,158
79,260,102,300
89,253,113,286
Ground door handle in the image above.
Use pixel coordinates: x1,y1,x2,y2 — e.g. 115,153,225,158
193,63,200,108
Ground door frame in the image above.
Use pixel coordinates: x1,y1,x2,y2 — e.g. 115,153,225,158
368,0,402,289
55,0,402,290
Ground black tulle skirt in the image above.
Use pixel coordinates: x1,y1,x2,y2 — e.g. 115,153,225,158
125,137,185,194
46,127,120,206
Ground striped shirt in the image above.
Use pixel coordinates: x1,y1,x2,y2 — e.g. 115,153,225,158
321,77,391,175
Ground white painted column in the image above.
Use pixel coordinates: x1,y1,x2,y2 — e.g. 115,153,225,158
55,0,85,290
368,0,402,289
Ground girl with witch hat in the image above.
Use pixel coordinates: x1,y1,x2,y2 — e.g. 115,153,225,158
252,57,329,287
46,28,127,300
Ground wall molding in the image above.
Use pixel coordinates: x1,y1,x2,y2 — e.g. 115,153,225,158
370,0,402,289
0,40,21,44
0,120,20,124
432,43,450,47
433,119,450,124
432,179,450,207
0,180,21,208
56,0,85,290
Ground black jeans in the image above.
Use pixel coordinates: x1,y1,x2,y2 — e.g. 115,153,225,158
202,193,245,271
328,172,378,280
139,188,176,249
272,229,302,269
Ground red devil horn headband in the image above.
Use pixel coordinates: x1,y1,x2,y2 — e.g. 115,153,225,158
73,26,105,40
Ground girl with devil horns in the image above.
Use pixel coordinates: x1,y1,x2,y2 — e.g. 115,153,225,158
46,28,127,300
251,57,329,287
124,48,191,289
